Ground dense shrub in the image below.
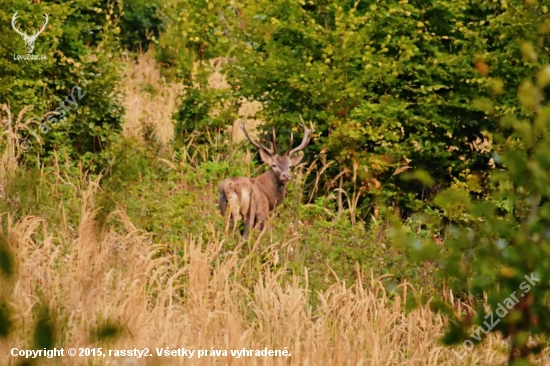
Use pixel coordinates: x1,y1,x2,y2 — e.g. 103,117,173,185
157,0,550,219
119,0,164,50
0,0,125,170
391,44,550,362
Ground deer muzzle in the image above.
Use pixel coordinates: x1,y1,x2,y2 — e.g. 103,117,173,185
280,173,292,182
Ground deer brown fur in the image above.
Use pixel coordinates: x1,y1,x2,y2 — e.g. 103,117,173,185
218,120,313,238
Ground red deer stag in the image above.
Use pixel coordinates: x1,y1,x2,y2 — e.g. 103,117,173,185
218,120,313,238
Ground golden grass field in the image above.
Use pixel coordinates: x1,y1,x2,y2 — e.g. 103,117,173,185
1,55,549,366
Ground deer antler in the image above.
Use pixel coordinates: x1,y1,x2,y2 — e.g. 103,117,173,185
286,132,294,156
288,115,314,157
271,128,278,153
11,11,27,37
240,122,274,155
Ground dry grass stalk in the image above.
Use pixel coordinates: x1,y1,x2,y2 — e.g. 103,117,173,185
121,54,264,148
0,103,42,196
121,51,183,146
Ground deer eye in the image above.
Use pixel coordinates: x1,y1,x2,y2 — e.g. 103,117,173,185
272,164,276,168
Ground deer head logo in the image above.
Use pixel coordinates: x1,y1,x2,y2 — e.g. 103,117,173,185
11,11,49,54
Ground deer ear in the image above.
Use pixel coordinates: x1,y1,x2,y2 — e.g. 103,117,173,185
289,153,304,167
259,149,272,164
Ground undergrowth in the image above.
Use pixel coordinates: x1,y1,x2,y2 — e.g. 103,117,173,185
2,131,441,305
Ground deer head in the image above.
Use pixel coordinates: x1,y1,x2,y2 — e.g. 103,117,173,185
12,11,49,54
241,117,313,183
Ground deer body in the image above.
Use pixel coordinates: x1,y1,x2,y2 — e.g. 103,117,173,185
219,121,313,237
253,164,289,208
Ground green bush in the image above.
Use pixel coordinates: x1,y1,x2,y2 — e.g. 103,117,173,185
119,0,163,50
394,43,550,363
0,0,125,170
156,0,550,219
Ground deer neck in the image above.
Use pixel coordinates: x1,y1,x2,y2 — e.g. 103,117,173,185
254,169,287,210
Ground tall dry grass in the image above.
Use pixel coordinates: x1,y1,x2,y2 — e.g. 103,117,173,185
122,52,183,146
1,159,545,365
121,54,264,148
2,65,549,366
0,103,50,203
0,104,36,187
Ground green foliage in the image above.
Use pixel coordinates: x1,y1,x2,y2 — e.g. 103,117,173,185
173,85,235,140
97,135,166,226
222,0,495,213
0,0,125,170
294,209,436,303
4,0,550,361
155,0,234,72
157,0,550,218
393,36,550,362
119,0,163,50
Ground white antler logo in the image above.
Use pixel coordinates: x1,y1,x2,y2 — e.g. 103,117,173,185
11,11,49,54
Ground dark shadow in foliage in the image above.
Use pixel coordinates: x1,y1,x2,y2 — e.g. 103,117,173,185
90,320,123,343
0,301,13,338
441,320,471,347
119,0,164,50
0,233,14,340
33,307,56,350
430,297,469,346
0,234,13,279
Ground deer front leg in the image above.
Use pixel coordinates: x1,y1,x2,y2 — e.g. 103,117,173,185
242,201,256,239
254,212,268,231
